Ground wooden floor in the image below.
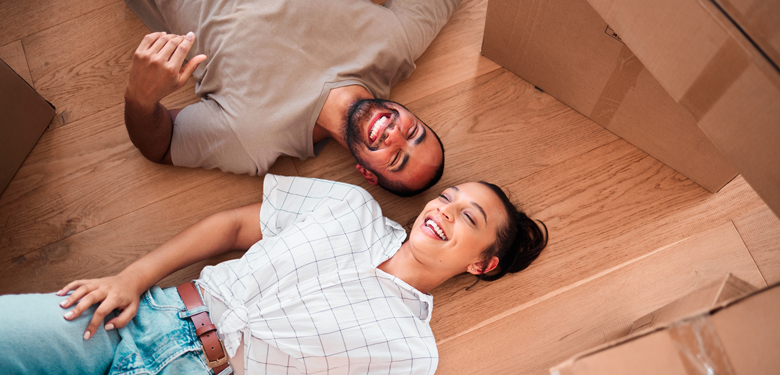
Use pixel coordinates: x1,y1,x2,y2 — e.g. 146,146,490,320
2,1,779,373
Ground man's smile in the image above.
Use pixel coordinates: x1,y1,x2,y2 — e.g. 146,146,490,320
368,112,393,146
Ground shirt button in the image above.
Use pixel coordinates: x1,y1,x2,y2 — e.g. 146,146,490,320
288,292,296,300
331,276,339,284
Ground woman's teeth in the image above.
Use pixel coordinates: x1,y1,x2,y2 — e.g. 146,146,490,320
370,116,389,142
425,219,447,241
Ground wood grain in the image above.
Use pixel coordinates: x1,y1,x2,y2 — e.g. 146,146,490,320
0,172,282,294
0,0,115,47
22,2,149,127
390,0,501,104
428,140,765,342
0,102,292,263
437,221,765,375
734,205,780,284
0,40,33,86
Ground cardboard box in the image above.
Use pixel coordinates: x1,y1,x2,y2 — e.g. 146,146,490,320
582,0,780,217
0,58,55,196
481,0,738,192
630,273,757,334
550,280,780,375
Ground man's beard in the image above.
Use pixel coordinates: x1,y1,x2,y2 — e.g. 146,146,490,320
344,98,398,169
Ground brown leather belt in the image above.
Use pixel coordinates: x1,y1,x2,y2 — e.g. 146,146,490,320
177,282,232,375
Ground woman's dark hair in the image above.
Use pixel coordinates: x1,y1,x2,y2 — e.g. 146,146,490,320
472,181,548,283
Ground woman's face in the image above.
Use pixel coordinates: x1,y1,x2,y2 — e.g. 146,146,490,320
407,182,507,276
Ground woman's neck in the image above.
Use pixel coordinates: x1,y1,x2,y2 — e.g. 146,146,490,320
378,242,450,294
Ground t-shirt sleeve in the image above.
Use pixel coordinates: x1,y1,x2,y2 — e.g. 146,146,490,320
170,99,259,175
259,174,381,237
386,0,462,60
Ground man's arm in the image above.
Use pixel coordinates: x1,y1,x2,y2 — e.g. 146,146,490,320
57,202,263,340
124,32,207,164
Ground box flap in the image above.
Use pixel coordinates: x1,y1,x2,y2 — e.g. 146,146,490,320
0,58,56,196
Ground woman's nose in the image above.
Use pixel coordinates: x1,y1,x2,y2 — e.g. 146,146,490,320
437,206,451,221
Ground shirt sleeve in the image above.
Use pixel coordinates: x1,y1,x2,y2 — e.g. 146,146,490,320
170,99,259,175
385,0,462,60
259,174,381,237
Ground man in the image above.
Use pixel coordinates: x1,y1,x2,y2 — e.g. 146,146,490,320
124,0,460,196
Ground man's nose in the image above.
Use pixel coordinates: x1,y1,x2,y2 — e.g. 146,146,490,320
383,125,404,146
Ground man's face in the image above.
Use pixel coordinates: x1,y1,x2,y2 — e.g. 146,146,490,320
345,99,443,191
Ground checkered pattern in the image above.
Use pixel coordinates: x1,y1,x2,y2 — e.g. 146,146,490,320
197,175,437,374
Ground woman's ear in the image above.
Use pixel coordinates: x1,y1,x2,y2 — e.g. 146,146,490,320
468,256,499,275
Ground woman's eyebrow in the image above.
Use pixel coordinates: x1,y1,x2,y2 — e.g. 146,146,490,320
448,186,487,224
471,201,487,224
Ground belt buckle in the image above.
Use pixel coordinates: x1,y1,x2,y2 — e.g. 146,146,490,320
207,339,229,369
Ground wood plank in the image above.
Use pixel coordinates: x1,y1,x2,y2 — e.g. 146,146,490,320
0,40,33,86
0,102,293,263
0,0,115,47
0,171,290,294
428,140,766,343
22,1,149,126
734,205,780,284
437,222,765,375
294,68,620,229
390,0,501,104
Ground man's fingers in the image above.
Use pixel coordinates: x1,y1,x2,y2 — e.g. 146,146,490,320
160,35,186,61
137,32,167,53
178,54,207,86
170,31,196,66
149,33,175,54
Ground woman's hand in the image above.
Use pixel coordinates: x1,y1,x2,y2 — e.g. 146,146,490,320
57,274,145,340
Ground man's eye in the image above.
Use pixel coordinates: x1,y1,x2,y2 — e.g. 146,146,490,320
408,125,418,140
392,151,400,166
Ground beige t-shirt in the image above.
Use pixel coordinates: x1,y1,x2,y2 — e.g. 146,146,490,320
126,0,461,176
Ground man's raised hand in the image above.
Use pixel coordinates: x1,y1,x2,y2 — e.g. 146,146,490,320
125,32,207,110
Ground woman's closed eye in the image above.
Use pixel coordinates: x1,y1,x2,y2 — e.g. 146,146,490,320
464,212,476,226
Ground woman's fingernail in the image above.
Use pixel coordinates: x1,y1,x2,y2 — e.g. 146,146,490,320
186,31,194,40
59,300,68,307
105,323,115,331
64,311,74,319
83,331,91,340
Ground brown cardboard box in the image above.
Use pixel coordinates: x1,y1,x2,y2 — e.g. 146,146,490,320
481,0,738,192
630,273,757,334
0,58,55,196
582,0,780,217
550,281,780,375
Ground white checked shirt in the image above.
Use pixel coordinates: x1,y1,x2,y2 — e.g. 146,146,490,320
197,175,438,374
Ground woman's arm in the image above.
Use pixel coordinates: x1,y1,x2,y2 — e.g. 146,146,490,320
57,202,263,340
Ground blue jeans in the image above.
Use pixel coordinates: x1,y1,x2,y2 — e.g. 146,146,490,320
0,286,226,375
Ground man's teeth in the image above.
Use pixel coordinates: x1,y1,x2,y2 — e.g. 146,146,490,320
370,116,388,141
425,219,447,240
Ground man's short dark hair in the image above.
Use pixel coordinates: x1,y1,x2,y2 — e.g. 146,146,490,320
373,127,445,197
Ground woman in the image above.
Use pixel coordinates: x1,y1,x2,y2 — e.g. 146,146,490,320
0,175,547,375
